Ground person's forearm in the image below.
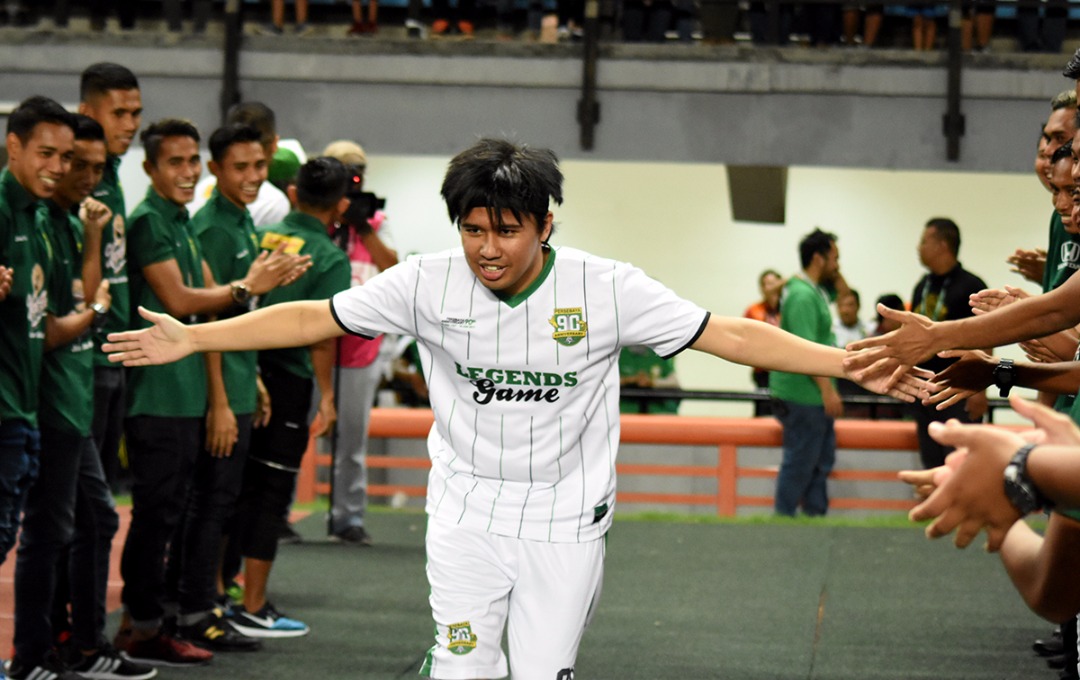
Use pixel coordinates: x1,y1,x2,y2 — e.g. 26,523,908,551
205,351,229,408
1026,445,1080,509
310,337,336,400
691,316,845,378
189,300,344,354
1012,361,1080,396
999,516,1080,622
157,282,237,318
360,232,398,272
936,284,1080,353
45,310,96,351
82,231,103,301
812,375,835,394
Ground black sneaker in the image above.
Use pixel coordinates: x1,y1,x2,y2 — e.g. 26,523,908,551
7,650,88,680
278,523,302,544
331,526,373,546
67,645,158,679
231,602,310,638
176,609,262,652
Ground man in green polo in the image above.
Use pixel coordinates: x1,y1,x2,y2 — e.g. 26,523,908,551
78,62,142,494
0,96,75,569
227,157,351,640
116,118,304,667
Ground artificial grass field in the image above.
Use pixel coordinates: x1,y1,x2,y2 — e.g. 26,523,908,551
152,509,1051,679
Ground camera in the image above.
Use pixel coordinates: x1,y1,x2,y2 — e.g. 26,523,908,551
333,165,386,250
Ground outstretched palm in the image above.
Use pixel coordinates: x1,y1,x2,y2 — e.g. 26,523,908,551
102,307,194,367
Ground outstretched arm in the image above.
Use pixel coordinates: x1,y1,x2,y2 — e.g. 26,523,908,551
690,315,928,400
104,299,345,366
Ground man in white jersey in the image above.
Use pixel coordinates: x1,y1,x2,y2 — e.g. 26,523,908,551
104,138,928,679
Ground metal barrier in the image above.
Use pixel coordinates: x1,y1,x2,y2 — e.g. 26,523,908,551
296,408,945,515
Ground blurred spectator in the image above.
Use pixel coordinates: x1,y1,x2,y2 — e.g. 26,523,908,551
348,0,378,35
431,0,476,37
261,0,312,35
619,346,681,414
841,3,882,47
163,0,211,32
832,289,868,349
961,0,993,51
872,293,905,336
744,269,783,416
901,3,946,50
749,0,793,44
1017,0,1067,52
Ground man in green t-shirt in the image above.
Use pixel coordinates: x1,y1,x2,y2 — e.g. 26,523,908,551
116,119,305,667
78,62,142,495
10,114,158,680
0,97,75,576
227,158,351,640
177,123,274,652
769,228,842,517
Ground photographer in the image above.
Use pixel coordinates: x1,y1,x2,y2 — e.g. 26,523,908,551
321,140,398,546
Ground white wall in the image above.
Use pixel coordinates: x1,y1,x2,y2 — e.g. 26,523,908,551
119,152,1049,416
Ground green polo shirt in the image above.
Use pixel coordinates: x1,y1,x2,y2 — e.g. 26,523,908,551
193,189,259,415
0,169,52,427
256,211,350,379
769,276,836,406
126,188,207,418
92,155,130,369
39,202,95,436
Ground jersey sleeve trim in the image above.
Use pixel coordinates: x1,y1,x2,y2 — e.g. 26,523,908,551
660,311,710,360
328,297,376,340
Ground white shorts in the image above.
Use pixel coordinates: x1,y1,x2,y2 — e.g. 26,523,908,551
421,517,605,680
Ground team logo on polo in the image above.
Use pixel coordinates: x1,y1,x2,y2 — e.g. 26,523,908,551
27,263,48,332
549,307,588,346
447,622,477,655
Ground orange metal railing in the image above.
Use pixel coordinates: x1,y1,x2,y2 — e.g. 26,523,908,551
296,409,938,516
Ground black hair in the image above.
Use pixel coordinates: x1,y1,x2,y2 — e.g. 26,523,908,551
295,157,349,210
80,62,139,101
140,118,200,166
840,288,860,307
208,124,263,163
1052,140,1074,166
224,102,276,148
1064,48,1080,80
758,269,781,287
875,293,904,321
7,95,77,144
925,217,961,257
798,228,837,269
440,138,563,235
73,114,105,143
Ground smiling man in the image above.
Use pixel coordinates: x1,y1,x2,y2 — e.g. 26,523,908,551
104,138,928,678
79,62,142,495
0,96,75,574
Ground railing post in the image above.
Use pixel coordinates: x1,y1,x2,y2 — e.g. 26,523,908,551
718,443,738,516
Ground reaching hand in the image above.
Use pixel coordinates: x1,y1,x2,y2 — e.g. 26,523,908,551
844,352,933,402
1005,248,1045,285
844,304,939,376
969,286,1028,316
922,349,994,410
102,306,194,366
243,244,313,295
1018,337,1060,364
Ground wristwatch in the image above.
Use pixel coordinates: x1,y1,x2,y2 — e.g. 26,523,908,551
230,281,252,305
992,358,1015,398
90,302,107,316
1003,443,1051,515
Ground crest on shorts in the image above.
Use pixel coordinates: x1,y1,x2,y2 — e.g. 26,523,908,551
549,307,588,347
447,621,477,656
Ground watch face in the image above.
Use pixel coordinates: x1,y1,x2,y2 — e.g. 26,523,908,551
1004,465,1038,514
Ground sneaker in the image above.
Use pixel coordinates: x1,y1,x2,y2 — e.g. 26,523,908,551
332,526,373,546
405,18,425,38
177,610,262,653
117,634,212,667
294,22,314,36
256,22,283,36
231,603,310,638
7,650,87,680
278,523,302,545
67,645,157,680
347,20,365,35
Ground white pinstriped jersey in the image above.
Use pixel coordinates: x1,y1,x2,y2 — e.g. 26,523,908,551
330,245,709,543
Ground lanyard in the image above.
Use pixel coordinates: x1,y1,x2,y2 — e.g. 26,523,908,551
916,276,950,321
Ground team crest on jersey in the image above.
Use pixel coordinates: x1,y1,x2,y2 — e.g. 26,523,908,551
105,215,126,276
549,307,588,346
260,231,306,255
26,263,48,330
446,622,477,655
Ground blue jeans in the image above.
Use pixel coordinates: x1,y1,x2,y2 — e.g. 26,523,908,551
774,400,836,517
0,419,40,564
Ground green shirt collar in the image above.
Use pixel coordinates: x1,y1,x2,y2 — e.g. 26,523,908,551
281,210,329,236
143,185,190,223
0,167,39,216
494,245,556,308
